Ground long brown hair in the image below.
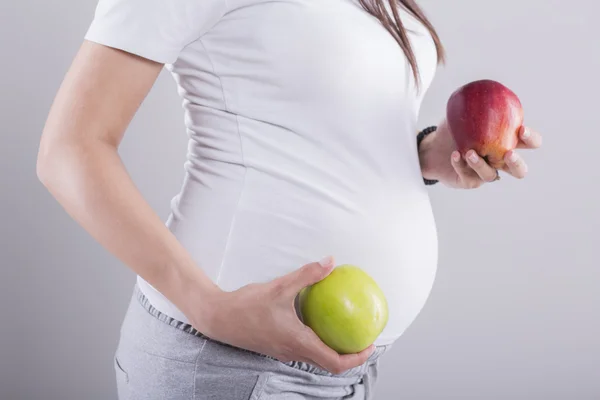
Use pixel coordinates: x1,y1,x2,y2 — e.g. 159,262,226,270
358,0,445,88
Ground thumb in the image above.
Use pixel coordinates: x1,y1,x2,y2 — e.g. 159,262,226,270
283,256,335,296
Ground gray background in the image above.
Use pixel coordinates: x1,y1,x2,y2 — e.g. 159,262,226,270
1,0,598,399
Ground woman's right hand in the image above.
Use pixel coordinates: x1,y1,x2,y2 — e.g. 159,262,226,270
194,256,375,375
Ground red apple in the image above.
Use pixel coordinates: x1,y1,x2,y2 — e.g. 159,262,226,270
446,79,524,169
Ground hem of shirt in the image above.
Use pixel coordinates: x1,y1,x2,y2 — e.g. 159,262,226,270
136,275,191,324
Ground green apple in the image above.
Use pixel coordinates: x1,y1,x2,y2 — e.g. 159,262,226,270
298,264,388,354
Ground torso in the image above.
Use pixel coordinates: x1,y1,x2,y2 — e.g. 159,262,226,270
137,0,440,346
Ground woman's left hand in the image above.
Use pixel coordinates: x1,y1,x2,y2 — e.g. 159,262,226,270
420,120,543,189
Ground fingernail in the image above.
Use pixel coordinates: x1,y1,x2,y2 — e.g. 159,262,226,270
468,151,479,163
522,127,530,139
319,256,333,267
509,152,518,163
452,152,461,162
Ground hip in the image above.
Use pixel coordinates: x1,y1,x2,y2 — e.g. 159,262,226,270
113,284,390,400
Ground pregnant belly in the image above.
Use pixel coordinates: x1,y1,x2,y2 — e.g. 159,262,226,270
216,184,439,346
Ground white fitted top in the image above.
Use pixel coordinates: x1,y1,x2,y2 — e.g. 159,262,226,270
85,0,440,346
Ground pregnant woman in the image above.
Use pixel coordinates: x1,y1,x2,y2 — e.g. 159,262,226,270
37,0,542,398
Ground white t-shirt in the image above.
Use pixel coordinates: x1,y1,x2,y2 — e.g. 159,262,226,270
85,0,440,347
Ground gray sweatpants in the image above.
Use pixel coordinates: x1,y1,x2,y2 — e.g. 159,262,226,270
113,284,391,399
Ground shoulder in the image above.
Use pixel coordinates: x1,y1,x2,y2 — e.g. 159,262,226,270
85,0,229,64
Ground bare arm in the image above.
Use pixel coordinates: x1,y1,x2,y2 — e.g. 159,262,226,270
37,40,374,374
36,41,220,325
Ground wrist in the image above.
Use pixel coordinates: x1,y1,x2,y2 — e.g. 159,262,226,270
418,128,441,181
164,258,224,332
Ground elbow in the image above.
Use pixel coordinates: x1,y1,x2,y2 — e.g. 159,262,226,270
36,140,55,188
36,132,114,194
36,135,75,190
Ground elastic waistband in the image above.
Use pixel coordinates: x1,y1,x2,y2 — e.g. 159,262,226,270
134,283,203,337
133,284,391,378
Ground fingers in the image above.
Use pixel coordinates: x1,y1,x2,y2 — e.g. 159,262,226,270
446,126,539,187
463,150,500,183
276,256,335,298
517,126,543,149
300,329,375,375
503,150,528,179
451,151,483,188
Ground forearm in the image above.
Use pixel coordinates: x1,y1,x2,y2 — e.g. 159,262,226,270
37,138,220,322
